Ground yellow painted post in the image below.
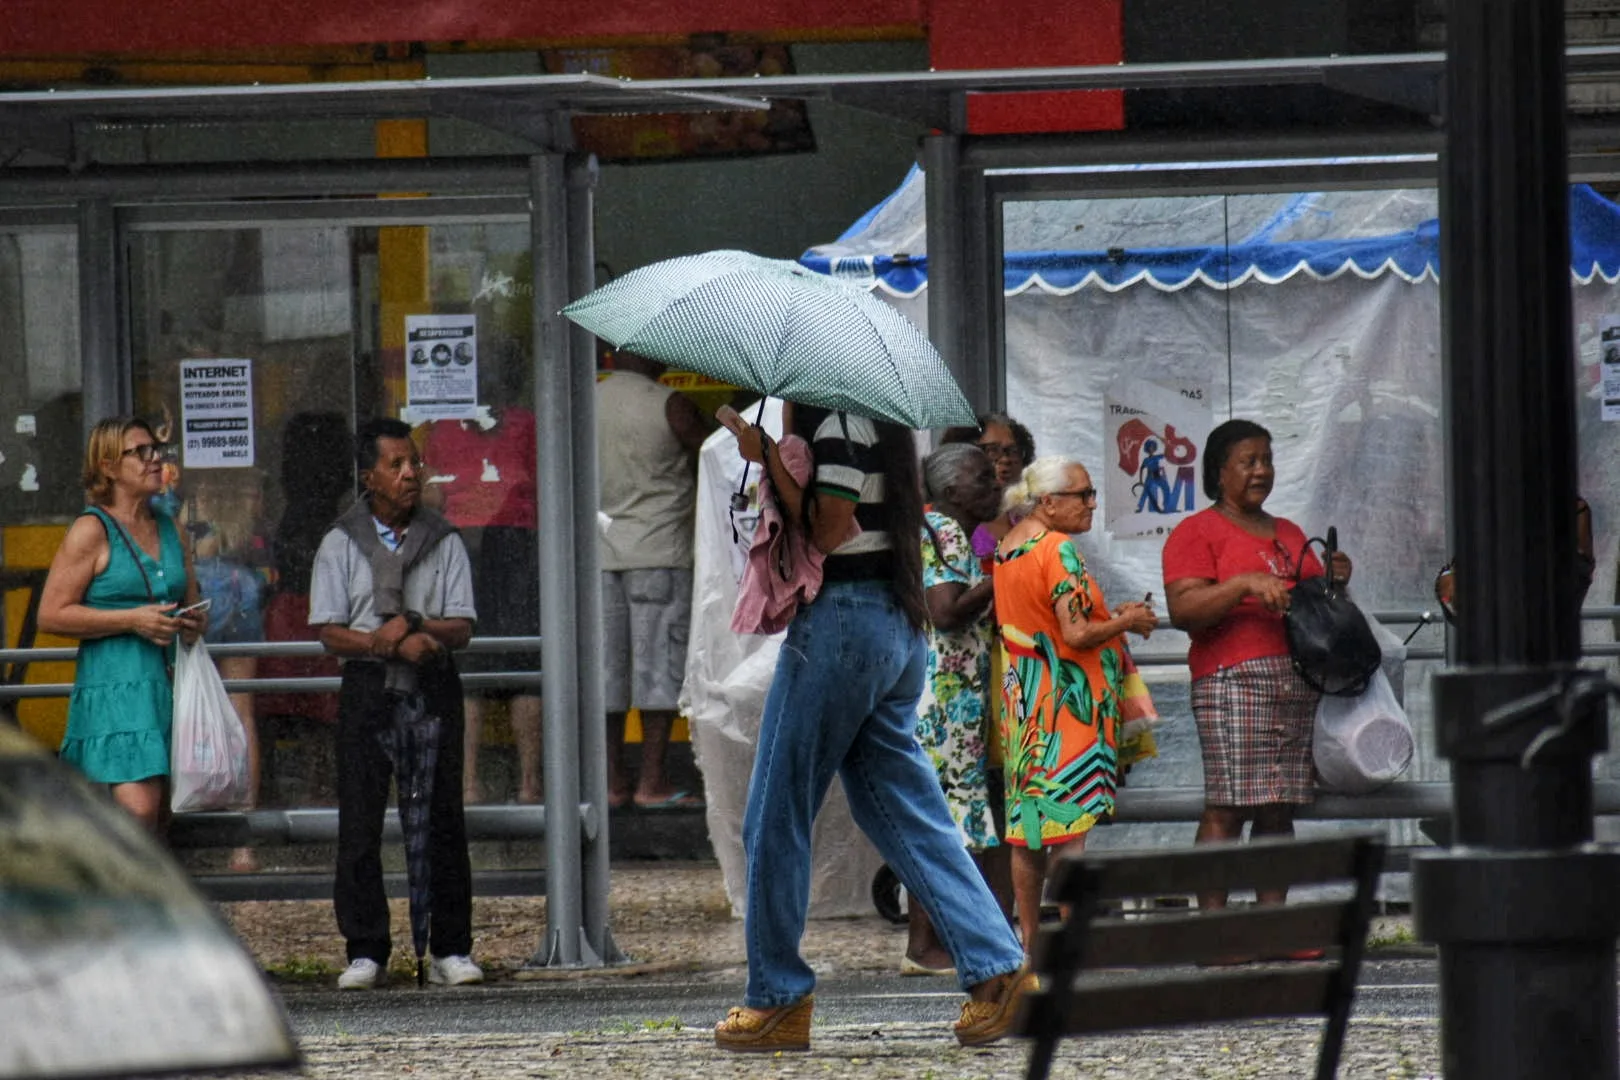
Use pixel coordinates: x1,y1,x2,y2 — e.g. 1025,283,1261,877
375,115,431,419
4,524,73,746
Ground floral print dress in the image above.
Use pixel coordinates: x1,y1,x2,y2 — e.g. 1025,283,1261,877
915,511,998,850
995,530,1155,850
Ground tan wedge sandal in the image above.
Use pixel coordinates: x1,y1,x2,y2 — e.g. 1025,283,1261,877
954,969,1039,1047
714,994,814,1052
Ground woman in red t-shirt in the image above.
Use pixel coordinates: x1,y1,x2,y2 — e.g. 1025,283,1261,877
1161,419,1352,923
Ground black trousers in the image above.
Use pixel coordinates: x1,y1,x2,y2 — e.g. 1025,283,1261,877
334,661,473,964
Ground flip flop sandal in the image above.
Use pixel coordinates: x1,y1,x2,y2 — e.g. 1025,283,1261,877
900,955,957,977
634,790,705,811
714,995,814,1052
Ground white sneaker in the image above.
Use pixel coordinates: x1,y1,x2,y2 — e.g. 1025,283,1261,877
427,954,484,986
337,958,386,990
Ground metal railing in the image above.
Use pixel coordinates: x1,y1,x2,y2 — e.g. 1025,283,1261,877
14,606,1620,698
0,635,545,698
162,779,1620,853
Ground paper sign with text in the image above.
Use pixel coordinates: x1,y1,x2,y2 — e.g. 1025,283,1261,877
180,359,255,468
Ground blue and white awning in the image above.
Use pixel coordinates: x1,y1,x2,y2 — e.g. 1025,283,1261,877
802,165,1620,295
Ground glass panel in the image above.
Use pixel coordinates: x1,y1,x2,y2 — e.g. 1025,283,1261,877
130,225,358,812
128,217,538,810
355,220,541,806
999,187,1451,859
0,225,82,753
0,227,82,523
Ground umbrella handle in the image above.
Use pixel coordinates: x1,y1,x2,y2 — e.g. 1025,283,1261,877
729,398,772,544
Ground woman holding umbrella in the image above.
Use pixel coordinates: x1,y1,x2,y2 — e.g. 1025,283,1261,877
716,405,1029,1053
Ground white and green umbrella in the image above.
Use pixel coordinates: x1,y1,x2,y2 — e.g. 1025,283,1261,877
561,249,976,429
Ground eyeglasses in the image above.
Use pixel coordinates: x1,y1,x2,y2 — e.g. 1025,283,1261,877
976,442,1023,462
120,443,170,464
1049,487,1098,503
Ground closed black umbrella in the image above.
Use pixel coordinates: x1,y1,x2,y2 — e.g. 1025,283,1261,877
378,692,442,987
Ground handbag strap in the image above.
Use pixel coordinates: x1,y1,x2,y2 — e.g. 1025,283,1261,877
87,507,159,603
1294,525,1344,594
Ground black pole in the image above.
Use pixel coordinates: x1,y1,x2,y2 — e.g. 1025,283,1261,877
1413,2,1620,1077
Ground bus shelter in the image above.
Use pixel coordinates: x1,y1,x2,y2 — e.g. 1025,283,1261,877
2,45,1618,1004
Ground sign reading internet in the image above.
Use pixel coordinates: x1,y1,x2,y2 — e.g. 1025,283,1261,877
180,359,254,468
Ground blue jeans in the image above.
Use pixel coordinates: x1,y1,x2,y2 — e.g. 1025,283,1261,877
742,580,1024,1007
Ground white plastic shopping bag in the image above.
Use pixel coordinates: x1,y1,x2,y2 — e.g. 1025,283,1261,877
170,638,251,812
1313,667,1414,794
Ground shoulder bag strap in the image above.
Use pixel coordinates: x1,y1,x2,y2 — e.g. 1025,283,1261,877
1295,525,1340,591
87,508,158,603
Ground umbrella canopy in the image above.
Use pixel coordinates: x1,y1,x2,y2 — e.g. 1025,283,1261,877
562,249,976,429
378,693,442,986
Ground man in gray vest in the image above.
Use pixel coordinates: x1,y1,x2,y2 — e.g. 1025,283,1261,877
597,349,715,808
309,418,482,990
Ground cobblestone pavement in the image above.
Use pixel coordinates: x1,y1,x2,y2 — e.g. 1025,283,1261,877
218,862,1440,1079
221,1021,1441,1079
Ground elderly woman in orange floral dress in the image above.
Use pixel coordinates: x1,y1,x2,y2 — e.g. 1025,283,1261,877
994,455,1158,951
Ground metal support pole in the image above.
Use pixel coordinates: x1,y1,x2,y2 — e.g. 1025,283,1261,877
923,134,1000,416
77,198,126,433
922,134,972,407
566,152,622,964
527,153,586,968
1413,3,1620,1076
968,169,1004,414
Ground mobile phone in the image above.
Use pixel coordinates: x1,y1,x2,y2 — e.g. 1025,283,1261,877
715,404,749,437
174,598,212,617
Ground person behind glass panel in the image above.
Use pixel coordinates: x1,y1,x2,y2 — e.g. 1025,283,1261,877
185,467,275,869
420,343,543,806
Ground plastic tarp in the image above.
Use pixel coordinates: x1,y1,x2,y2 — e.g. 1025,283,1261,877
679,398,885,919
803,164,1620,295
799,165,1620,866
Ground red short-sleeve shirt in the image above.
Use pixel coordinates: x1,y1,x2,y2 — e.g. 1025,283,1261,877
1161,508,1324,679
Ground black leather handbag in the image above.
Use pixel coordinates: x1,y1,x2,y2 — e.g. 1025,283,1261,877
1284,526,1381,697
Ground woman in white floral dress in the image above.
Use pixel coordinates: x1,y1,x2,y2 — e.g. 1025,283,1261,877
905,443,1008,975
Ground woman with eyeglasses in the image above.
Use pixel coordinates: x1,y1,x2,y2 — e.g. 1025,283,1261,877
39,417,208,831
994,455,1158,951
1160,418,1352,941
941,412,1037,568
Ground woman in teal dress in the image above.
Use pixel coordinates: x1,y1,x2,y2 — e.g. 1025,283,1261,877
39,416,207,831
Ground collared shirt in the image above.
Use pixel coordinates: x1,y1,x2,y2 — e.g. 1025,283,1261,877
374,516,406,552
308,520,477,647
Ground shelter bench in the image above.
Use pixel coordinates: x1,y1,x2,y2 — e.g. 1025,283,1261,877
1014,833,1385,1080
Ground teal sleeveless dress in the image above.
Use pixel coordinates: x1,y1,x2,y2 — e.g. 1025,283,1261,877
58,507,187,784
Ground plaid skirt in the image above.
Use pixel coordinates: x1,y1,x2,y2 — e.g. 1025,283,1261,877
1191,655,1320,807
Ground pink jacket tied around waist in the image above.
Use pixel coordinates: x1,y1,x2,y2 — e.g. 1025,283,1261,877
731,434,860,636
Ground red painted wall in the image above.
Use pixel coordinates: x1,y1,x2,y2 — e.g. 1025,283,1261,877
928,0,1124,133
0,0,925,54
1,0,1123,136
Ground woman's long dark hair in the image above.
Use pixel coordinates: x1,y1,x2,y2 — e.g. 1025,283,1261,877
792,405,928,631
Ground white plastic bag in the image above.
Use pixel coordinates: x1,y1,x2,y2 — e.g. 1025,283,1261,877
1313,668,1414,794
170,638,251,813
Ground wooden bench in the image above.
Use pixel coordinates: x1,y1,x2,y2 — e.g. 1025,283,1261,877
1015,833,1385,1080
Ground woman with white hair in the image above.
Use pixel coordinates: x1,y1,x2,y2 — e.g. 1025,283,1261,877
994,455,1158,950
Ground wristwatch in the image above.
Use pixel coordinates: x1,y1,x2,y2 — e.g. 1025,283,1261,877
404,610,424,635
